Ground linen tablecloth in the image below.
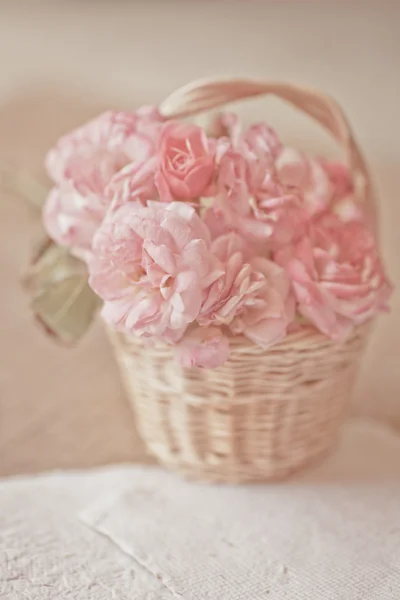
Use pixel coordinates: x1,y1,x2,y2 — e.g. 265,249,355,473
2,419,400,599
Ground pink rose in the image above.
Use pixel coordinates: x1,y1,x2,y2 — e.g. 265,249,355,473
203,123,308,253
43,183,105,261
199,233,266,326
206,155,308,253
321,160,353,200
332,194,367,225
46,108,161,183
239,122,282,204
241,122,282,164
155,121,215,201
225,121,282,204
320,160,366,224
250,193,309,250
89,201,222,342
275,215,393,340
43,109,162,257
212,118,282,207
199,233,295,347
105,157,158,211
175,327,230,369
228,256,295,348
276,147,334,216
216,149,250,215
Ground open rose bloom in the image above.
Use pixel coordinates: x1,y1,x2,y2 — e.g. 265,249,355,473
43,104,393,369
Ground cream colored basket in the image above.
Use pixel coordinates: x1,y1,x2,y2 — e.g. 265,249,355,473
109,78,376,483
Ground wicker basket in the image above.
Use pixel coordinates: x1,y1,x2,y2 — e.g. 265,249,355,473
109,324,370,482
108,78,376,482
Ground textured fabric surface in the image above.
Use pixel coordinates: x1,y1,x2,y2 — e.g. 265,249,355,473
0,467,173,600
81,420,400,600
1,420,400,598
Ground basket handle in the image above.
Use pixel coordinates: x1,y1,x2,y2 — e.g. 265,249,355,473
159,77,375,217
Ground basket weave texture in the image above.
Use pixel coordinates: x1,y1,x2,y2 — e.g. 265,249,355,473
107,78,376,482
109,324,370,482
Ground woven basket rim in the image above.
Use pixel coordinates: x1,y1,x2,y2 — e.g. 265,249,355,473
108,319,373,357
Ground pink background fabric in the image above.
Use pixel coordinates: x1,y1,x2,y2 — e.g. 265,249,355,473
0,1,399,475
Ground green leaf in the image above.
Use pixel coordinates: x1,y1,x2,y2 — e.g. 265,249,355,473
24,238,101,344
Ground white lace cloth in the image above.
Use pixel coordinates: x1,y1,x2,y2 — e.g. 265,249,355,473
1,419,400,599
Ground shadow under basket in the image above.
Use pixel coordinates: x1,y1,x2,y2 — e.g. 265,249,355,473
107,323,371,483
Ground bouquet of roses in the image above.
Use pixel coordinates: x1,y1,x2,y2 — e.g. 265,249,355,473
42,105,392,368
